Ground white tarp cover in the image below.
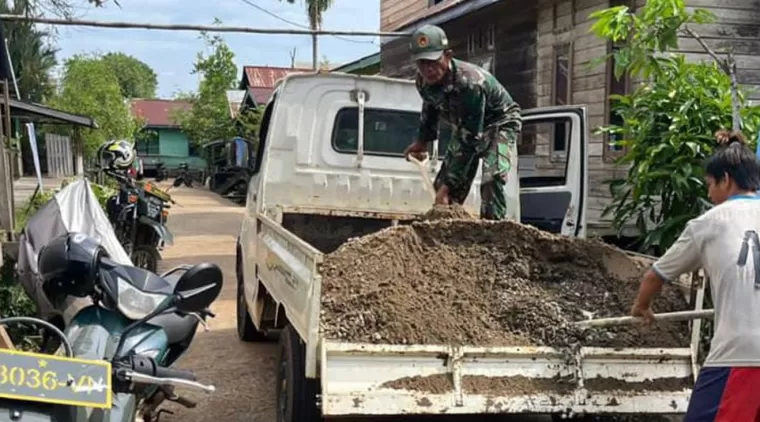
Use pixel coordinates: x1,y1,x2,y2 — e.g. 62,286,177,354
17,178,132,323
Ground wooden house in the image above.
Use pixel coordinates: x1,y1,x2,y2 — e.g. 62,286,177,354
379,0,760,236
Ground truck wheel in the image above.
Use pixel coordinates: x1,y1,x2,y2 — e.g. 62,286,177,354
236,272,267,342
276,325,320,422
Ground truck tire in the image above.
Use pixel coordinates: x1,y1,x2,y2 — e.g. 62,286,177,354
236,267,268,342
276,325,320,422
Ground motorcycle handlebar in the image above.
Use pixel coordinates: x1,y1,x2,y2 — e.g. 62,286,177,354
154,366,197,381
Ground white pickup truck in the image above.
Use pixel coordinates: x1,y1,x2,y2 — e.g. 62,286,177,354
235,72,699,421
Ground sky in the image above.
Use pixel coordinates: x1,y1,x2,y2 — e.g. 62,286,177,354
46,0,381,98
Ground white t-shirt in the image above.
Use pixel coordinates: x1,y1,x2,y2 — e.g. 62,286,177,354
653,195,760,367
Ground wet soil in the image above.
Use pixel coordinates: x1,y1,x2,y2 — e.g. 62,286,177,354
584,376,693,392
319,207,690,350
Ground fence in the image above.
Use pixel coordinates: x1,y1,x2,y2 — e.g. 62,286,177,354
44,133,76,178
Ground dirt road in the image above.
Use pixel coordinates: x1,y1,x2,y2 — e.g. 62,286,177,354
154,186,552,422
157,187,277,421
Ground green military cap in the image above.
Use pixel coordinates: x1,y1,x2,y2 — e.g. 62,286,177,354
409,24,449,61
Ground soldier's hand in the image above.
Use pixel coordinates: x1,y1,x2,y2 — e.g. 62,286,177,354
404,140,428,162
434,185,450,205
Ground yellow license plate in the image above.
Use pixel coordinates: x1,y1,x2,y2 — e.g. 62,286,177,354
0,348,112,408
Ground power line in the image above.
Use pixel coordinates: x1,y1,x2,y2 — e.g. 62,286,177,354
0,14,408,37
237,0,376,45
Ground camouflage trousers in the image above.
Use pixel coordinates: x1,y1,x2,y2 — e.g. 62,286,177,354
433,125,519,220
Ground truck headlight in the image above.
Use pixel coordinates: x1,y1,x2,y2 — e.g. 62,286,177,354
117,277,169,320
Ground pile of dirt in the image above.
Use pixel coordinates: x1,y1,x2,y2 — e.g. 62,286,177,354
319,207,690,349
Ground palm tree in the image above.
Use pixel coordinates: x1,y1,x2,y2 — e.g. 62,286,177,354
0,0,58,102
280,0,335,70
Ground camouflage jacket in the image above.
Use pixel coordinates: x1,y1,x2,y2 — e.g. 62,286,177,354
416,59,522,148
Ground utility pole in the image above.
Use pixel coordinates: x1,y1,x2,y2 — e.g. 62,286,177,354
289,47,296,68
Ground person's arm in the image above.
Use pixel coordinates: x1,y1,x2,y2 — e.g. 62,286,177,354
633,222,702,315
461,86,487,147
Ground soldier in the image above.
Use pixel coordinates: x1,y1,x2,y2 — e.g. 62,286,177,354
403,24,522,220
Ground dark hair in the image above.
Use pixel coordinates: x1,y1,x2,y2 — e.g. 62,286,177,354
705,131,760,191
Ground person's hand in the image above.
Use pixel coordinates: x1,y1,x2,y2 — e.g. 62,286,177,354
434,185,450,205
630,302,656,325
715,130,731,145
404,140,428,162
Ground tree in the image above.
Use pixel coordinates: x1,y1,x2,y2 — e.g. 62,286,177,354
100,52,158,99
0,0,58,102
172,29,239,144
49,54,137,156
590,0,760,252
279,0,335,70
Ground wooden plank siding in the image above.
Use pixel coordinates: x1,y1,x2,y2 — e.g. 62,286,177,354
379,0,760,236
381,0,539,115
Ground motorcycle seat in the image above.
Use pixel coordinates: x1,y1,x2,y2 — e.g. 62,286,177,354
148,312,198,345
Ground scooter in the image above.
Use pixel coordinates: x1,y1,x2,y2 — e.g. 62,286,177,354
0,232,223,422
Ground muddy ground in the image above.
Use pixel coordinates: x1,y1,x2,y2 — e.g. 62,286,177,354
320,205,689,349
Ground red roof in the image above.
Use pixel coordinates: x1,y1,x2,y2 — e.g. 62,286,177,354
130,99,191,127
240,66,307,105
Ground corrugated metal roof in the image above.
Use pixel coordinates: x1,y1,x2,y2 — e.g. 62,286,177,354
131,99,191,127
240,65,307,106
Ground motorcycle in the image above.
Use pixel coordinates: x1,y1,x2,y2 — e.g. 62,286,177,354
169,163,193,190
104,169,175,272
0,232,222,422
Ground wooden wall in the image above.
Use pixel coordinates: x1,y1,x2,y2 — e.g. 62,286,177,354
379,0,760,236
677,0,760,100
381,0,539,111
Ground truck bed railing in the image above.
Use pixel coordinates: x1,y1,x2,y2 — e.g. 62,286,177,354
320,341,692,416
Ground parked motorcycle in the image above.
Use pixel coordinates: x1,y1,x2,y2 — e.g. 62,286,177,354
170,163,193,190
2,231,222,421
104,168,175,272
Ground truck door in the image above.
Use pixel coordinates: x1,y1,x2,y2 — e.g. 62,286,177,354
517,107,588,238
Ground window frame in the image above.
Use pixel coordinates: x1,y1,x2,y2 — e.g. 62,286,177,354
330,106,422,158
550,42,573,158
135,129,160,156
603,0,636,163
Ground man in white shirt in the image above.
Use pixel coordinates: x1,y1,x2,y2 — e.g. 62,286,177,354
631,131,760,421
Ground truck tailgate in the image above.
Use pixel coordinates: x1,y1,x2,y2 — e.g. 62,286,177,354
320,341,692,416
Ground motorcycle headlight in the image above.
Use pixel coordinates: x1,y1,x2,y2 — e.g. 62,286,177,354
116,277,170,320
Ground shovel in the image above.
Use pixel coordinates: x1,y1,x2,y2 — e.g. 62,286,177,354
573,309,714,328
407,155,437,202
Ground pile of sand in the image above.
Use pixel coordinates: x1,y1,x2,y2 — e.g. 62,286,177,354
319,205,690,349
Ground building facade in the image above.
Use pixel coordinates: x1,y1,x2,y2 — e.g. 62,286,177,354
380,0,760,235
130,99,205,174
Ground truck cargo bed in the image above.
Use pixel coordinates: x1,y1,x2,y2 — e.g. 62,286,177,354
321,342,692,416
257,213,700,417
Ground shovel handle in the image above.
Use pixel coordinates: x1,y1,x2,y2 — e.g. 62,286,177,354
574,309,714,328
407,155,436,202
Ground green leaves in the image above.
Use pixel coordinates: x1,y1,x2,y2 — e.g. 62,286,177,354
172,28,240,145
49,54,139,156
100,52,158,99
591,0,760,253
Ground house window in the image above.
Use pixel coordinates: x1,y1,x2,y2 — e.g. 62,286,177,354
467,26,494,55
552,43,572,154
188,142,200,157
135,130,159,156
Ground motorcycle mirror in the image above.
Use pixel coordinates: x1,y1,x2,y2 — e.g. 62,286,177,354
173,263,223,313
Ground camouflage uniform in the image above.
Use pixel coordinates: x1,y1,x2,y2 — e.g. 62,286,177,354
411,26,522,220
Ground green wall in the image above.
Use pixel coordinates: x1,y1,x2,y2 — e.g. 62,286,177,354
136,126,206,171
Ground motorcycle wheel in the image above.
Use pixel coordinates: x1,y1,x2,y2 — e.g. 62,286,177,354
131,246,161,272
